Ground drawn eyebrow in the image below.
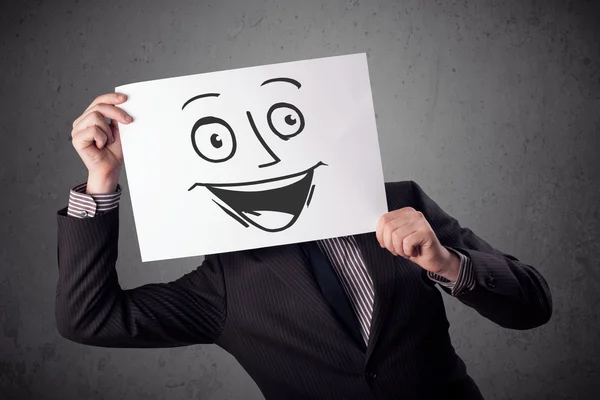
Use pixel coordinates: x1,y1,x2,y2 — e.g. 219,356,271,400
182,93,220,110
261,77,301,89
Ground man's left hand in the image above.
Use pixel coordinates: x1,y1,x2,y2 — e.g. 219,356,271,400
375,207,460,281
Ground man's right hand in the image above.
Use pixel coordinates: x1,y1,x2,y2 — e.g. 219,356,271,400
71,93,133,194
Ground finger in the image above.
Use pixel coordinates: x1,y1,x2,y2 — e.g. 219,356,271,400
74,103,132,129
109,119,123,158
72,125,108,150
401,231,425,259
376,215,388,247
376,207,420,242
384,222,411,257
110,118,121,143
388,229,400,256
384,215,416,249
72,111,114,144
382,221,395,255
85,93,127,112
390,225,417,258
391,230,405,257
389,219,421,257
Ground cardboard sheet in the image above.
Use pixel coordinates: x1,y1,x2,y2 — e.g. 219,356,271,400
116,53,387,262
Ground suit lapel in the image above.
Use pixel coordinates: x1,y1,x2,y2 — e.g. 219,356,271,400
251,243,364,353
251,233,406,362
354,232,397,363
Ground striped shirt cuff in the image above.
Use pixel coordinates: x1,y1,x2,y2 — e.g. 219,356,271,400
67,182,122,219
428,247,476,296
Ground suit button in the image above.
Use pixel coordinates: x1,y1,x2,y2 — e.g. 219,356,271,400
365,371,377,380
485,275,496,288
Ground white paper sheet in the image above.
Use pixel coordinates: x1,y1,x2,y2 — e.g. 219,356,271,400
116,53,387,262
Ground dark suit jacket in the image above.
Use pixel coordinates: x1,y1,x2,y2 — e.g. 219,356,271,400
55,181,552,400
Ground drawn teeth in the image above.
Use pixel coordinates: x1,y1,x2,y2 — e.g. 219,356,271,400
241,210,295,229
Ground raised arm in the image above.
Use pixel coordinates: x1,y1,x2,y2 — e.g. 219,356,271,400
56,206,226,348
410,181,552,330
56,92,226,347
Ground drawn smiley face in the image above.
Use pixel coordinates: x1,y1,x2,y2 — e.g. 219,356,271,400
185,77,326,233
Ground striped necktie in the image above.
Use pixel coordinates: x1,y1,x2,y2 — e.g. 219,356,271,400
317,236,375,345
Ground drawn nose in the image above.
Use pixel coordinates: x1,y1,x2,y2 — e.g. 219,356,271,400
246,111,281,168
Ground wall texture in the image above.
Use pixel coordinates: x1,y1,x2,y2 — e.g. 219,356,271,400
1,0,599,399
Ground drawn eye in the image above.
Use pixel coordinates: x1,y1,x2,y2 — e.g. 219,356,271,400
267,102,305,140
191,117,237,163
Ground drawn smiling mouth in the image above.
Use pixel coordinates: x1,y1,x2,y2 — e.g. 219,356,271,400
188,162,326,232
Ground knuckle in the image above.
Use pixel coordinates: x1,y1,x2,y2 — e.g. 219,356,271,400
399,233,407,244
409,234,419,245
93,112,108,125
72,135,83,148
89,105,104,117
383,223,392,235
388,229,399,244
90,125,104,136
89,110,102,120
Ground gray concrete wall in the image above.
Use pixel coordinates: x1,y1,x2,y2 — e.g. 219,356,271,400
1,0,598,399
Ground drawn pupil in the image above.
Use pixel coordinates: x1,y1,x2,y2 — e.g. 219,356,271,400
210,133,222,148
284,114,297,126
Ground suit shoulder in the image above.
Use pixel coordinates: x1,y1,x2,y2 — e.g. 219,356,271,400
384,181,419,211
384,180,413,195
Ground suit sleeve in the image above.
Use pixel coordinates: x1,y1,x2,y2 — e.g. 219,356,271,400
55,206,226,348
410,181,552,330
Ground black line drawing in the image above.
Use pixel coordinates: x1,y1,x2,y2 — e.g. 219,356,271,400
267,102,305,141
261,77,302,89
189,162,326,232
247,111,281,168
185,77,327,233
188,162,326,190
182,93,220,110
191,117,237,163
306,185,316,207
212,200,249,228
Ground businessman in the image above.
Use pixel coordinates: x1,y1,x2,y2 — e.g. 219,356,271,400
56,93,552,399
